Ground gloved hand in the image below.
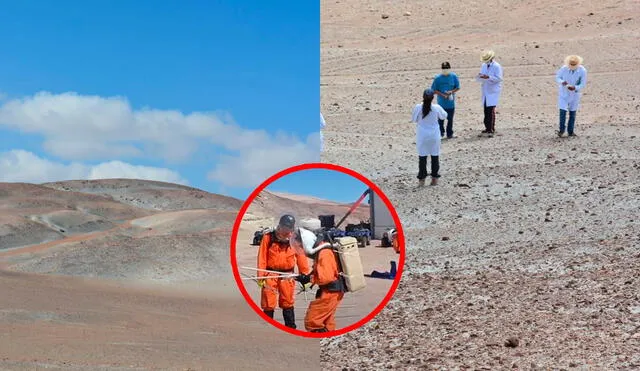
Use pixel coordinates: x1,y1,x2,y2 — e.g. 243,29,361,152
257,279,266,289
295,273,311,285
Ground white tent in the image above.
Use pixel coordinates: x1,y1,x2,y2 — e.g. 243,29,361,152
369,189,395,239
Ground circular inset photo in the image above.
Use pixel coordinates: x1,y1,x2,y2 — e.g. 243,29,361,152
230,163,405,338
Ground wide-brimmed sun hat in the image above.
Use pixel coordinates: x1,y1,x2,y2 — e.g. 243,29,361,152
564,55,584,66
481,50,495,62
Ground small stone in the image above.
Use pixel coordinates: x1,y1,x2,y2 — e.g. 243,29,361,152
381,14,389,19
442,236,450,241
403,11,411,16
505,337,520,348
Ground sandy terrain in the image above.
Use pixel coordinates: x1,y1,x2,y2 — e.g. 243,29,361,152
1,270,319,371
1,179,320,370
321,0,640,369
235,191,398,332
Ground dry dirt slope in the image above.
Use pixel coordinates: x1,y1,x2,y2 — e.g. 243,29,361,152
244,189,370,228
0,179,321,370
0,179,241,283
321,0,639,369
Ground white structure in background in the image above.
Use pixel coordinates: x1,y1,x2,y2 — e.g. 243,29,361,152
369,189,395,239
320,112,326,152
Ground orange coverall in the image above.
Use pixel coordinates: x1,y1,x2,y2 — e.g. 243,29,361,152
257,232,311,311
392,234,400,254
304,247,345,332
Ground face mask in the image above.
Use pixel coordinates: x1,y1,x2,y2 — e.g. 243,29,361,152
442,70,450,76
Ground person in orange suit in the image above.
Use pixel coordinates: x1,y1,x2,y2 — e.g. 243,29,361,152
257,214,311,329
291,226,345,333
391,229,400,254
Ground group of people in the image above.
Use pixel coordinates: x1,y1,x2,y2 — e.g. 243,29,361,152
411,50,588,186
256,214,346,333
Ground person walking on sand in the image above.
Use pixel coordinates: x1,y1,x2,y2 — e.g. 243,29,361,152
411,88,448,186
257,214,311,329
431,62,461,139
475,50,503,138
555,55,587,137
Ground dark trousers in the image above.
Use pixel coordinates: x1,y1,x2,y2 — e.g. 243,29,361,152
418,155,440,180
483,100,496,132
559,109,577,134
438,108,455,138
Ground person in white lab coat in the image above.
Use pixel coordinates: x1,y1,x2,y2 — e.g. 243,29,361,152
475,50,503,138
320,112,326,152
411,88,448,186
555,55,587,137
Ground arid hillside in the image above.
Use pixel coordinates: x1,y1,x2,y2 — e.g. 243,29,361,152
0,179,240,283
244,189,371,231
1,179,321,370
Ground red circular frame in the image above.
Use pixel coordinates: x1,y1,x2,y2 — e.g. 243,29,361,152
229,162,405,338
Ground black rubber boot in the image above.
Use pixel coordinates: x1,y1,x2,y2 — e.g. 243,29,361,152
282,308,297,329
263,309,274,319
310,328,328,333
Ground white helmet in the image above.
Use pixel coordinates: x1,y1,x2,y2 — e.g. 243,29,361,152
295,227,332,257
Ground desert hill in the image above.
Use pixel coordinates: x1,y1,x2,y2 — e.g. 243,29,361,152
43,178,243,212
1,180,374,283
0,179,239,283
243,189,371,230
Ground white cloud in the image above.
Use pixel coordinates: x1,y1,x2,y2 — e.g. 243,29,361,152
207,132,321,188
0,92,234,162
0,150,188,185
0,150,87,183
0,91,320,190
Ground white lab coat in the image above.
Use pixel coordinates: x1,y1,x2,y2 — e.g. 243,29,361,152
555,65,587,111
320,112,326,152
411,103,448,156
475,60,503,107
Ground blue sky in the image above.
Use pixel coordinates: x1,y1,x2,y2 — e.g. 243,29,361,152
266,168,373,205
0,1,320,200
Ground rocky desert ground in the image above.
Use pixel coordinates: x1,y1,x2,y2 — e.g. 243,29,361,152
235,189,399,332
321,0,640,369
1,179,320,370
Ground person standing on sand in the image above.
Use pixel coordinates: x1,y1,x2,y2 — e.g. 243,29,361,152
431,62,461,139
411,88,448,186
291,225,345,333
555,55,587,137
257,214,311,329
475,50,503,138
